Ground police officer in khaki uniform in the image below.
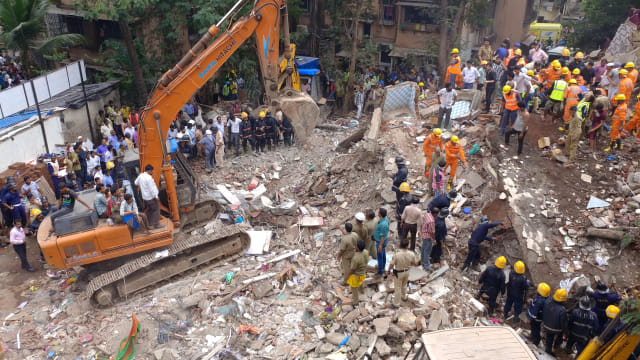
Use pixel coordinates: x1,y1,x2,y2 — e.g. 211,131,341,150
353,212,370,252
345,240,369,305
388,239,417,307
338,222,359,279
363,209,378,258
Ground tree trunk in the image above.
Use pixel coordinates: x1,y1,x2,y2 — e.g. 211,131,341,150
438,0,448,85
450,1,467,51
118,20,148,104
342,1,365,114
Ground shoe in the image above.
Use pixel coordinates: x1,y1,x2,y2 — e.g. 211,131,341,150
604,145,612,152
446,182,452,191
619,144,624,150
25,267,35,272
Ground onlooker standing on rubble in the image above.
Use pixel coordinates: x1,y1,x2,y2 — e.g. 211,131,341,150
10,220,34,272
564,106,582,166
483,61,496,113
214,127,225,167
504,102,529,156
478,255,507,315
437,83,457,130
527,282,550,346
344,240,368,305
134,165,160,228
373,208,390,277
431,160,446,197
503,260,530,319
477,38,492,64
355,86,365,120
226,115,242,157
388,238,417,308
462,215,503,271
420,207,438,271
461,60,480,89
567,296,599,356
337,222,359,281
431,208,447,265
543,288,569,356
400,197,421,251
364,209,378,257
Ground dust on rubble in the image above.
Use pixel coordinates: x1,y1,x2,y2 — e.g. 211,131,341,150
1,103,638,360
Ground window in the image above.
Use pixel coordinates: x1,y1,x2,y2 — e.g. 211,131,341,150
302,0,311,13
403,6,437,25
363,23,371,36
379,44,391,64
381,0,395,25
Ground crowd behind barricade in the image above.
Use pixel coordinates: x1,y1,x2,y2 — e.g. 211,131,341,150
0,54,27,89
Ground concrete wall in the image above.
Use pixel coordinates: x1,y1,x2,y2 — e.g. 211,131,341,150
493,0,527,45
60,87,120,144
0,114,65,171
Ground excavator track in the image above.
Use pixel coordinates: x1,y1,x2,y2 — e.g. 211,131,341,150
86,222,250,307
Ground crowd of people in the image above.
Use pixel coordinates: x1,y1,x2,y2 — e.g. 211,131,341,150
0,55,27,89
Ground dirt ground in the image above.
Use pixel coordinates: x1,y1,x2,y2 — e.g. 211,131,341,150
0,101,639,360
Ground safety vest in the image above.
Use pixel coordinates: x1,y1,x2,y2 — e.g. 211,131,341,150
450,56,461,74
504,92,518,111
576,100,590,121
517,58,526,66
550,80,567,101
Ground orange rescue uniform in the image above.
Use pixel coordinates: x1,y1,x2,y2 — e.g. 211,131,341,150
611,103,628,140
619,77,633,105
445,55,462,88
629,69,638,86
444,140,465,181
544,68,561,89
573,74,585,86
622,102,640,138
422,133,443,170
563,84,582,122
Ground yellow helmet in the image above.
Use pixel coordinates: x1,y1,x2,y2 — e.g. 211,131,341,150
606,305,620,319
561,48,570,57
575,51,584,59
241,112,248,119
514,260,525,274
433,128,442,137
537,282,551,297
495,256,507,269
514,48,522,56
259,111,266,118
399,182,410,192
551,59,560,67
619,69,628,76
553,62,561,70
502,85,512,94
451,135,459,144
553,288,568,302
481,60,488,65
569,79,577,84
625,62,635,68
451,48,459,54
106,161,115,170
614,94,626,101
31,208,42,218
527,70,534,76
418,82,424,87
562,67,570,75
572,68,580,75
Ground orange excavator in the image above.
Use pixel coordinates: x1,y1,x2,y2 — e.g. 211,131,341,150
37,0,317,306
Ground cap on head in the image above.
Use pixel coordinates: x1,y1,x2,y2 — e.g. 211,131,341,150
31,208,42,218
448,190,457,199
514,260,525,274
569,79,577,84
553,288,568,302
355,212,365,222
596,280,608,293
575,51,584,59
439,208,449,217
418,82,424,87
395,156,405,165
514,48,522,56
259,111,266,118
480,215,489,224
495,256,507,269
481,60,488,65
527,70,534,76
537,282,550,297
205,129,212,135
572,68,580,75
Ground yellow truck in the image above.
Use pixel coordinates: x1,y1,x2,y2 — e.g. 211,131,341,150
529,21,563,42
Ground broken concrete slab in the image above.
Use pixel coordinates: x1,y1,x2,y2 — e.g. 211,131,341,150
375,338,391,357
326,332,345,346
315,325,326,340
588,216,608,228
425,263,449,283
408,266,430,282
342,309,360,323
396,309,417,331
373,317,391,336
251,280,272,299
460,170,485,190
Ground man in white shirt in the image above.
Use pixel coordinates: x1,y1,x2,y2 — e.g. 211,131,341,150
513,67,532,109
100,120,113,140
437,83,457,130
120,193,149,233
461,61,480,89
530,43,548,65
226,115,242,156
134,164,160,228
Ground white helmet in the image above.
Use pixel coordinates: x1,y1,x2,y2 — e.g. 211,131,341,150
355,212,365,221
205,130,212,135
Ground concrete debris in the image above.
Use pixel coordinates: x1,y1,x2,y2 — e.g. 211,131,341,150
375,338,391,357
373,317,391,336
326,332,345,346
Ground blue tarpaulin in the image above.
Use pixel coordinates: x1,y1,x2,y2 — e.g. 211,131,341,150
0,110,52,130
295,56,320,70
298,68,320,76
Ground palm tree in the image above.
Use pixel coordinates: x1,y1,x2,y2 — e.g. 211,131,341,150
0,0,84,77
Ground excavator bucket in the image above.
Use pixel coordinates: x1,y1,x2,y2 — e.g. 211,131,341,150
275,92,321,144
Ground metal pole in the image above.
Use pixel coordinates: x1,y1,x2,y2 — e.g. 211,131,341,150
29,80,50,154
216,0,246,28
78,61,95,141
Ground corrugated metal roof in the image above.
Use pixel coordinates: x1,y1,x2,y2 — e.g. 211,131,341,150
0,110,52,130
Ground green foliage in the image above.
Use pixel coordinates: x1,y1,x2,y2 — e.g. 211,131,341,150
0,0,84,75
621,298,640,336
464,0,493,30
564,0,636,51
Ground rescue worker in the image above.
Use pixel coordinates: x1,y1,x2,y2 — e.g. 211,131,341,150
564,105,582,165
3,184,26,226
364,209,378,257
277,111,294,146
396,182,412,222
572,68,585,85
254,112,266,152
605,94,627,152
527,282,551,346
240,113,255,153
500,85,520,135
428,190,456,212
618,69,633,106
503,260,530,319
600,305,623,344
344,240,368,305
445,48,462,88
561,66,571,83
562,78,583,130
558,48,571,67
591,280,621,333
264,110,278,150
388,238,417,307
625,62,638,87
199,129,215,170
544,60,562,90
543,288,569,356
0,176,16,227
444,135,468,190
422,128,443,174
478,255,507,315
568,51,586,73
462,215,503,271
432,208,448,265
576,94,593,138
567,296,599,356
391,157,408,203
621,93,640,140
337,222,359,280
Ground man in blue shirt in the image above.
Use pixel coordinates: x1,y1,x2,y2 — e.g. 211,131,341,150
3,184,26,226
96,138,109,169
108,130,120,150
373,207,390,276
461,215,503,271
182,102,196,119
